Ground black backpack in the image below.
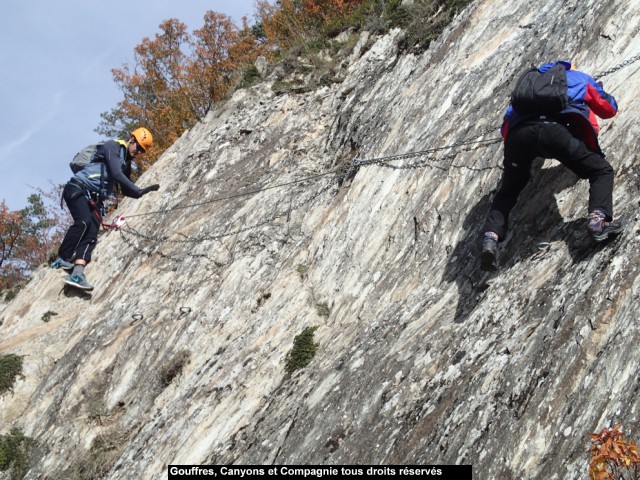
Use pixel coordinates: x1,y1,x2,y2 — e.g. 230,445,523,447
510,63,569,115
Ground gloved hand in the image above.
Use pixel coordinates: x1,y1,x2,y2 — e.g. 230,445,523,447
142,184,160,195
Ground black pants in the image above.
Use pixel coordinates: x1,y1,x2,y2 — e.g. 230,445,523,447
58,182,100,263
483,121,613,240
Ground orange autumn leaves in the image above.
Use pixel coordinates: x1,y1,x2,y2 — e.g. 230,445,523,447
98,1,366,169
101,12,262,169
589,424,640,480
255,0,363,51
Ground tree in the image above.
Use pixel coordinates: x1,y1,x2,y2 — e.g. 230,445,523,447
19,191,66,268
255,0,365,52
98,19,191,169
97,12,265,170
189,12,264,113
0,201,24,289
0,187,67,291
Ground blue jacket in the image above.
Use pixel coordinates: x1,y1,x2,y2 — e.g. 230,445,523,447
502,61,618,153
74,140,145,198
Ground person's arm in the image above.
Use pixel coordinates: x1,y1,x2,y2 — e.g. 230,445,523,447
583,74,618,119
102,141,161,198
102,141,146,198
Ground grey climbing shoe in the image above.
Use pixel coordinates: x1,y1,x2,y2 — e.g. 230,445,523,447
51,257,74,271
64,273,94,291
587,210,624,242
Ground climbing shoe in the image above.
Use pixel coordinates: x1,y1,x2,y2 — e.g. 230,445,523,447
587,210,624,242
480,233,499,272
64,273,94,291
51,257,74,271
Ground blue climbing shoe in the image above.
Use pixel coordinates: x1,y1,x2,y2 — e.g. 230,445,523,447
64,273,94,291
51,257,74,271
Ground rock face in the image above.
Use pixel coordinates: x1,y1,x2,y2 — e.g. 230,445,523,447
2,1,640,478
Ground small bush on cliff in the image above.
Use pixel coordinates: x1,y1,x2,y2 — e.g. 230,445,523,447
297,264,308,280
0,354,24,397
285,326,319,374
389,0,475,53
41,311,58,322
589,424,640,479
2,285,24,303
65,430,128,480
158,350,191,388
316,302,330,318
0,428,35,480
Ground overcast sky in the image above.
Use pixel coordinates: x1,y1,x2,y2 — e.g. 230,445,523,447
0,0,256,210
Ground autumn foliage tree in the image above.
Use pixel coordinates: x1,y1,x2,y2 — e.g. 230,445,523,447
189,12,263,112
255,0,365,52
96,0,470,168
0,201,23,289
0,189,67,292
589,424,640,480
97,12,265,170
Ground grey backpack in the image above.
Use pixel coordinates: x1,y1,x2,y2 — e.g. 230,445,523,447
70,143,103,173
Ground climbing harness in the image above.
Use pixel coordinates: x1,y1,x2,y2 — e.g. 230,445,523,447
87,196,127,231
62,178,127,232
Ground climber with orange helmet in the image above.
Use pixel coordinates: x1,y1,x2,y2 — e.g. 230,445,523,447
51,128,160,290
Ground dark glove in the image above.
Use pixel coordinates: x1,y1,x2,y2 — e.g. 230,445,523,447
142,184,160,195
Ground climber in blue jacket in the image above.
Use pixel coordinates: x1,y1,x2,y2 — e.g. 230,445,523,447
481,61,621,271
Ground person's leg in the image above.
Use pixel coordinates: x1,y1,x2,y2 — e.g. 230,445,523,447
73,215,99,264
481,124,538,271
57,184,92,262
538,123,613,218
538,123,622,241
59,186,98,290
483,125,538,240
65,214,98,290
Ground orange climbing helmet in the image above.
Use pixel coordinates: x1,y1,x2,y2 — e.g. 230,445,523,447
131,127,153,152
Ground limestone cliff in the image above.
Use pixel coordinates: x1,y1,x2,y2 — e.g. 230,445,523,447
2,0,640,478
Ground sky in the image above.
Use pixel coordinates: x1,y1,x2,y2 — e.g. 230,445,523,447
0,0,256,210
